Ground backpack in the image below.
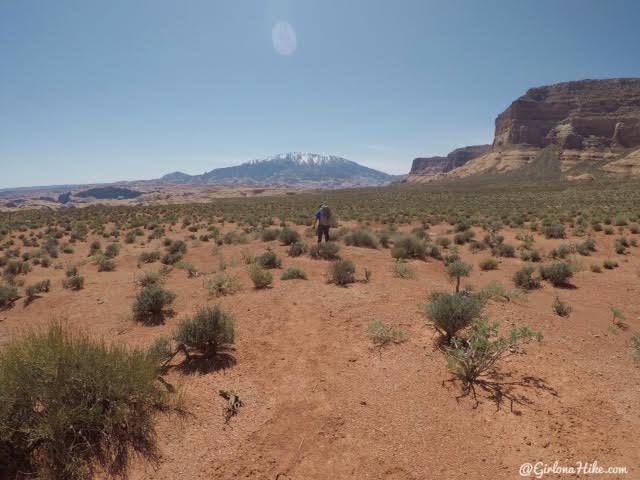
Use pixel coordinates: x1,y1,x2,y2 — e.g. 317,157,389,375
318,206,332,226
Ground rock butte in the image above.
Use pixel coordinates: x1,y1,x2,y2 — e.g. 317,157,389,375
406,78,640,182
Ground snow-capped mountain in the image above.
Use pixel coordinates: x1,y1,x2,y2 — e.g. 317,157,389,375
160,153,398,188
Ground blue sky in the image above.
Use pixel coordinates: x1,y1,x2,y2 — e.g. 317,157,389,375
1,0,640,188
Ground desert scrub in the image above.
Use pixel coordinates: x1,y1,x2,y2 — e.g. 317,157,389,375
478,281,525,303
367,320,407,346
249,264,273,289
0,323,171,480
327,259,356,286
256,250,282,269
390,234,426,260
175,260,198,278
424,292,484,342
0,284,18,308
603,259,619,269
392,260,415,279
104,243,120,258
479,257,499,271
512,265,541,290
139,250,161,264
542,223,566,239
539,262,574,287
309,242,340,260
174,306,234,356
447,260,472,293
631,334,640,361
278,227,300,246
344,228,378,249
136,271,164,288
207,272,241,296
552,296,572,317
287,241,308,257
445,318,541,389
133,285,176,323
260,227,281,242
281,266,308,280
25,279,51,300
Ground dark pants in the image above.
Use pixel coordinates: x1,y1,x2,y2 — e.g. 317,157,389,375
317,224,330,243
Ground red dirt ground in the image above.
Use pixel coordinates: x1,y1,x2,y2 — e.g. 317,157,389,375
1,224,639,479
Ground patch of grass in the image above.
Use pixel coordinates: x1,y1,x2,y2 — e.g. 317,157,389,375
281,266,308,280
206,272,241,296
552,296,572,317
392,260,415,279
367,320,407,346
344,228,379,249
479,257,499,271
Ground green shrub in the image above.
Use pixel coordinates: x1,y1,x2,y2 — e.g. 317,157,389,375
161,252,183,265
367,320,407,346
133,285,176,323
552,296,572,317
175,260,198,278
278,227,300,246
249,264,273,289
0,284,18,308
327,259,356,286
590,264,602,273
603,259,619,269
479,258,499,271
257,250,282,269
89,240,102,256
104,243,120,259
519,249,542,262
166,239,187,254
174,306,234,355
260,228,281,242
206,272,241,296
62,275,85,290
287,241,308,257
25,279,50,299
539,262,574,287
344,228,378,249
445,318,541,388
543,223,566,239
281,266,308,280
3,260,30,277
139,251,161,264
136,271,163,288
96,255,116,272
392,260,415,279
549,244,573,259
424,292,484,341
492,243,515,257
390,234,426,260
447,260,472,293
309,242,340,260
0,324,170,480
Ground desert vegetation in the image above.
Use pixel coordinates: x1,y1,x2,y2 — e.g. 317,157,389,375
0,179,639,479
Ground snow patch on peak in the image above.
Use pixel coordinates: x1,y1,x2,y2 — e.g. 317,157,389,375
245,152,352,167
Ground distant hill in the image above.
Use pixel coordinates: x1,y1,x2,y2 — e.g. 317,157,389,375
160,152,398,188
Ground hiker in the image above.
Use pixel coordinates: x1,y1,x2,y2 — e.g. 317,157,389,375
313,203,332,243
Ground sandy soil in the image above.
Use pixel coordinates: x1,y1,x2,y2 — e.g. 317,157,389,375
1,224,639,479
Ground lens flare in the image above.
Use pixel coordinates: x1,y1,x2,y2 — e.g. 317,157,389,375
272,21,297,56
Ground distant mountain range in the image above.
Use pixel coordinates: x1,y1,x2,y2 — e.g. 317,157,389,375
160,152,399,188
